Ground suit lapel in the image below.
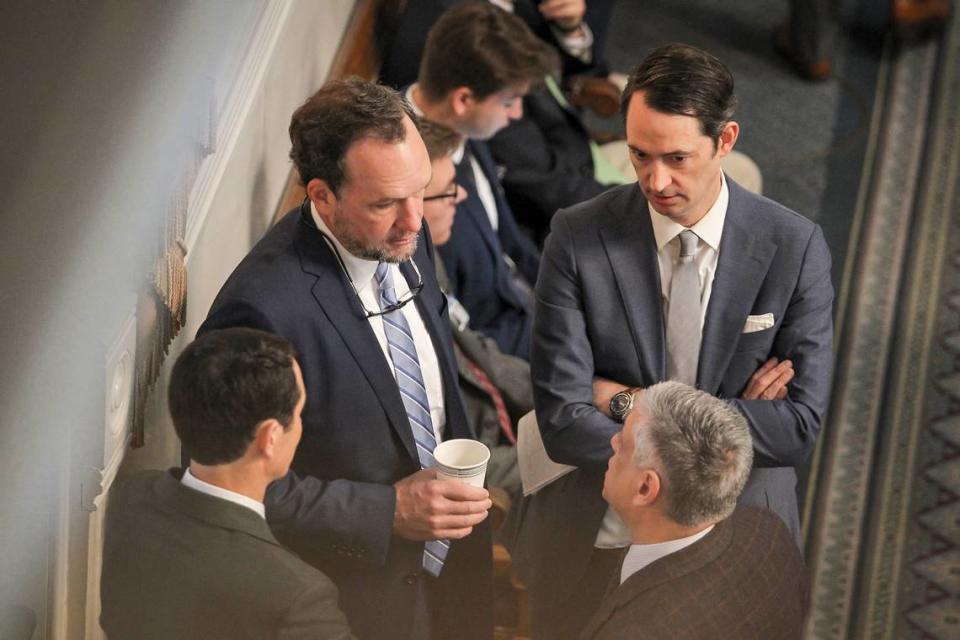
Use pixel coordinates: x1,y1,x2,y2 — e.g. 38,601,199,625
598,186,665,383
470,140,514,231
698,186,776,393
456,142,504,258
293,206,419,463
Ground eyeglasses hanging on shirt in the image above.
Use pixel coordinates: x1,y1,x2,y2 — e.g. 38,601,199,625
316,228,424,318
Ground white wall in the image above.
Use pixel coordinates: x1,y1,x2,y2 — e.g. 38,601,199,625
0,1,354,637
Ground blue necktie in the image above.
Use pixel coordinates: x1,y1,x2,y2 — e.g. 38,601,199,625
375,262,449,576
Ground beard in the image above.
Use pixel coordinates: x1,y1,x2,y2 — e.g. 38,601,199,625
331,215,419,263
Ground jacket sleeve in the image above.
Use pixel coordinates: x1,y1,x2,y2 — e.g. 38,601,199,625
728,224,834,467
531,212,619,470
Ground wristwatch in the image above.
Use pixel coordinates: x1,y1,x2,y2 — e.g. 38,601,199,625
609,388,640,423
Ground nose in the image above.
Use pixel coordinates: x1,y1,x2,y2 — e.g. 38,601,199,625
508,100,523,120
397,198,423,233
455,184,468,204
647,161,671,193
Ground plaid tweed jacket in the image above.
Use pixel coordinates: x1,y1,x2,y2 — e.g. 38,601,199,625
581,506,809,640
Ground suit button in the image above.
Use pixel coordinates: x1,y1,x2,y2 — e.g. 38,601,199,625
404,573,418,585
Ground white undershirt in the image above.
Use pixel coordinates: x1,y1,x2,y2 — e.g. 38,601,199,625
181,468,265,519
311,204,446,441
595,173,728,549
619,525,715,584
406,84,500,231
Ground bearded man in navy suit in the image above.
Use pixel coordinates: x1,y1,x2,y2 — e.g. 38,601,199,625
200,79,493,640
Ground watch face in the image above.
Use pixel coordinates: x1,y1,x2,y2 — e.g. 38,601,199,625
611,393,631,415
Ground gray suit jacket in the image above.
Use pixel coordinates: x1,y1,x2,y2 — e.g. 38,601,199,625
581,506,809,640
507,179,833,618
100,470,354,640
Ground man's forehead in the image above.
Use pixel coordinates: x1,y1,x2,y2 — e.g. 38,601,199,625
343,134,429,187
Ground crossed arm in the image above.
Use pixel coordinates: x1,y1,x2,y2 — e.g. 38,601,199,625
533,213,834,472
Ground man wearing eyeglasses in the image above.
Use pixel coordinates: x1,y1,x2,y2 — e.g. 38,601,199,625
419,118,530,502
199,79,493,640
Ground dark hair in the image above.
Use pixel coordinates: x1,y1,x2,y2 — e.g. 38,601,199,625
418,2,558,102
169,328,299,466
621,43,737,144
417,118,460,161
289,77,417,195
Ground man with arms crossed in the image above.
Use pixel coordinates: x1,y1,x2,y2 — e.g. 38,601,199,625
100,328,354,640
583,382,808,639
508,43,833,639
200,80,493,640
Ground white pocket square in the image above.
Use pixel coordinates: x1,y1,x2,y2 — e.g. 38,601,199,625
743,313,775,333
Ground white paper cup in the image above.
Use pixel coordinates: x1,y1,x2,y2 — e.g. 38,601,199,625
433,439,490,488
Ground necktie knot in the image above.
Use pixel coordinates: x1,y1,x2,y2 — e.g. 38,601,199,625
375,262,398,305
679,230,699,260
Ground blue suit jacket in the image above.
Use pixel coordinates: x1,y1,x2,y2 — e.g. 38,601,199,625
199,203,492,640
506,179,833,622
438,140,540,359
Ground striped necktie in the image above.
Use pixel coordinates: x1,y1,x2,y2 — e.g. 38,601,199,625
375,262,449,576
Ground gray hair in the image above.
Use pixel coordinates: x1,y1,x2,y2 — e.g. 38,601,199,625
631,381,753,526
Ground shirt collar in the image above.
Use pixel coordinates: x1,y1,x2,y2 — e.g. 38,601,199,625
620,524,715,584
310,201,379,294
647,172,728,253
181,468,266,519
406,84,467,163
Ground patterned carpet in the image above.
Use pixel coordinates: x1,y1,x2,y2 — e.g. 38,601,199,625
801,10,959,639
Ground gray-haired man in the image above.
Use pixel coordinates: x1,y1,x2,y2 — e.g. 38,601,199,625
582,382,808,640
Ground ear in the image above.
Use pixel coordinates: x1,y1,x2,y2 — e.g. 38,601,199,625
716,121,739,158
305,178,338,217
252,419,284,460
632,469,661,508
449,86,475,118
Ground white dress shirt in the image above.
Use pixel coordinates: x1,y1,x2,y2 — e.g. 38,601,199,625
181,468,265,519
406,84,500,231
595,174,729,549
619,525,715,584
311,203,447,440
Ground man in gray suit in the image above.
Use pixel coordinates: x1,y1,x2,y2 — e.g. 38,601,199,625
507,43,833,639
100,328,354,640
583,382,808,639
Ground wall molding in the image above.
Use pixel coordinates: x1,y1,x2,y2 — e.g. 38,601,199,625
184,0,291,255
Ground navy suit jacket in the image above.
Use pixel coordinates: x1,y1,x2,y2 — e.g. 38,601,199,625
488,88,610,243
199,203,492,640
506,179,833,622
438,140,540,359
